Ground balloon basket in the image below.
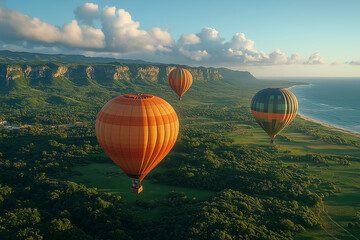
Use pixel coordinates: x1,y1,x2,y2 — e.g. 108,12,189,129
131,185,143,194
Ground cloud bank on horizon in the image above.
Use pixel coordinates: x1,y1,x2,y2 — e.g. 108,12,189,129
0,3,357,68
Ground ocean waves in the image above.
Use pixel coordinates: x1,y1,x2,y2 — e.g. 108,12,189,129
290,78,360,134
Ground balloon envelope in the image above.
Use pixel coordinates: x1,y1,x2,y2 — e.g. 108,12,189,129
95,94,179,181
251,88,298,139
168,68,193,100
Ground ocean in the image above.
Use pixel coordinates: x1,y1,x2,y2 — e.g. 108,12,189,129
287,78,360,134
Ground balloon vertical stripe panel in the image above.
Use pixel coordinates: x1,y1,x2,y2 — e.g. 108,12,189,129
95,94,179,181
250,88,298,139
168,68,193,100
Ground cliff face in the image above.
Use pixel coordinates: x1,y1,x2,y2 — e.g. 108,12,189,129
113,66,131,81
0,65,24,81
53,65,68,78
188,67,224,81
0,63,234,88
23,65,52,79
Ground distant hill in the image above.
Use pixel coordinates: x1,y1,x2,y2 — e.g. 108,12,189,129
0,50,153,65
0,50,259,94
0,50,278,113
0,62,229,93
217,67,256,81
0,50,256,83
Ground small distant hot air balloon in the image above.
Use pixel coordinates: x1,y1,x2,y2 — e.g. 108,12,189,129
251,88,298,144
168,68,193,100
95,94,179,194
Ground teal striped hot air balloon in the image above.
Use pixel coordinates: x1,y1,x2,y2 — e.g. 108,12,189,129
251,88,298,144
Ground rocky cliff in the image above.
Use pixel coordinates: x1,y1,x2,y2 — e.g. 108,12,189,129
0,63,228,87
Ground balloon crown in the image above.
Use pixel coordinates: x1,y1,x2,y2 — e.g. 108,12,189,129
123,94,153,99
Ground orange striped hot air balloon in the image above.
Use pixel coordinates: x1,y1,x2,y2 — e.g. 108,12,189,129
168,68,193,100
95,94,179,193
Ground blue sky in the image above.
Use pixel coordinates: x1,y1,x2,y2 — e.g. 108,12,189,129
0,0,360,77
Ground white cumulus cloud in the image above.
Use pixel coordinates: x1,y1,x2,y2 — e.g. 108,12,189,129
171,27,318,66
197,27,223,42
288,54,305,64
268,48,288,65
179,47,209,61
74,3,99,26
0,3,331,67
305,52,326,65
179,33,201,45
0,7,105,48
226,33,255,51
100,7,173,53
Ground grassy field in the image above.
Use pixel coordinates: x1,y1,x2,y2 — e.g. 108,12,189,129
69,162,216,220
229,126,360,156
226,123,360,240
70,163,215,204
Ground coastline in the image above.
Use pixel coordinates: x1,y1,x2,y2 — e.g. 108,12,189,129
298,114,360,138
286,83,311,90
288,82,360,139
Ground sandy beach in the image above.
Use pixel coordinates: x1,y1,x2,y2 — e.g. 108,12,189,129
287,83,311,90
298,114,360,138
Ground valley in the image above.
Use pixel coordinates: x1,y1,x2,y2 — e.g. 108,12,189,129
0,54,359,239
